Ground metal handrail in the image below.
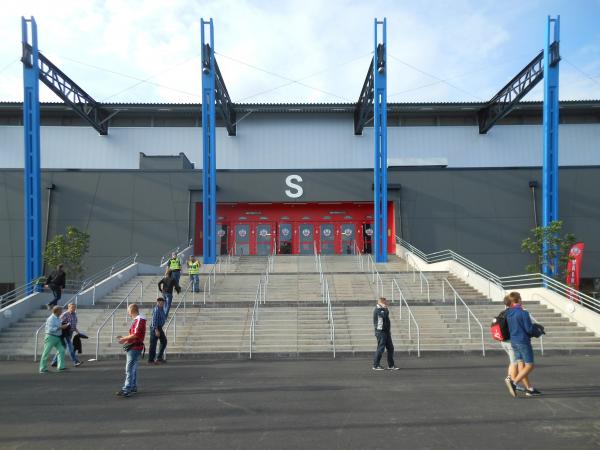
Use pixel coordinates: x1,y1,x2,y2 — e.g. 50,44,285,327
322,276,336,358
160,238,193,266
3,254,138,310
391,279,421,357
202,263,219,305
249,277,264,358
442,277,485,356
94,280,144,360
405,252,430,303
162,282,193,355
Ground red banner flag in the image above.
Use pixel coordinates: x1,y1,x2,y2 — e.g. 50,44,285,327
566,242,585,297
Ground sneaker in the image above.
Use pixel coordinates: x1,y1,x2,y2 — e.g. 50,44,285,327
58,367,68,371
504,376,516,398
130,387,137,394
156,359,166,364
74,361,82,367
39,369,49,373
515,384,526,393
372,366,385,371
525,387,542,397
387,366,400,370
50,362,57,367
115,390,129,397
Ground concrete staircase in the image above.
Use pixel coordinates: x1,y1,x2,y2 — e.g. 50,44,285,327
2,254,600,360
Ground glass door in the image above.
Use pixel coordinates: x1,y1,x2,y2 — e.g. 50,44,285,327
279,223,293,254
235,223,250,255
320,223,335,255
256,224,272,256
299,223,314,255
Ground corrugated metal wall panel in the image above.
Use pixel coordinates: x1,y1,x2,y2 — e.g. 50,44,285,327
1,118,599,169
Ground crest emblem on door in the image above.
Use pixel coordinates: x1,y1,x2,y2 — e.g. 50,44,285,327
342,228,353,237
217,230,226,237
281,228,290,236
302,229,311,237
323,228,332,237
238,229,247,237
259,229,268,237
365,229,373,236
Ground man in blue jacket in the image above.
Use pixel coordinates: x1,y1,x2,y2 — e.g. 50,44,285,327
504,292,541,397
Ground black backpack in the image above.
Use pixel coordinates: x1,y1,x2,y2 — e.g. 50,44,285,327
491,309,510,341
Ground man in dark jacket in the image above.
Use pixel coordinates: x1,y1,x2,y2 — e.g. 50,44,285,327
504,292,541,397
372,297,400,371
158,269,181,316
45,264,66,309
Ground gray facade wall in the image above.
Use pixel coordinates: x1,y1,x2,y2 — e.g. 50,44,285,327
1,120,600,169
1,167,598,286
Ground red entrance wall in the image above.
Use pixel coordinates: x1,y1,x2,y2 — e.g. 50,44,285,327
194,202,395,256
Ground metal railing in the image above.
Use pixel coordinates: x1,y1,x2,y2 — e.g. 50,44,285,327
249,275,266,358
200,247,236,304
404,252,431,303
93,280,144,361
322,276,336,358
391,279,421,357
397,236,504,301
2,254,138,310
162,282,193,356
159,238,193,266
442,278,485,356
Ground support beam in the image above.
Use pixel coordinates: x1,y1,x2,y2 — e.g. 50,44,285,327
21,17,42,288
373,18,388,263
354,58,374,135
21,45,110,135
542,15,560,276
478,44,559,134
201,18,217,264
214,60,236,136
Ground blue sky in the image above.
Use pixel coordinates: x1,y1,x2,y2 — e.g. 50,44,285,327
0,0,598,103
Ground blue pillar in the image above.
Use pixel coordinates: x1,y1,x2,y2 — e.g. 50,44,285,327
542,15,560,276
22,17,42,289
201,19,217,264
373,18,388,263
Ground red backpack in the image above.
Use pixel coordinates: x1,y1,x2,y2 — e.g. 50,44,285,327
490,310,510,342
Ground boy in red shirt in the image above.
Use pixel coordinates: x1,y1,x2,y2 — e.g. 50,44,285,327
116,304,146,397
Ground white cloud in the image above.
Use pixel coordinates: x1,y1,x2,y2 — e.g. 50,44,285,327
0,0,598,104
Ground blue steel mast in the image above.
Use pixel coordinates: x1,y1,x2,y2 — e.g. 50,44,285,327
201,19,217,264
21,17,42,288
542,15,560,276
373,18,388,263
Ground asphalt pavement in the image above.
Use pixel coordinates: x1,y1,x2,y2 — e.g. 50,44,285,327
1,354,600,449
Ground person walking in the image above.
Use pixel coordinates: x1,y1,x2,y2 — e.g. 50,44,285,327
158,269,181,317
148,297,167,364
116,304,146,398
39,306,69,373
504,292,542,397
51,302,82,367
168,252,182,284
497,295,531,395
372,297,400,371
45,264,66,309
187,255,201,293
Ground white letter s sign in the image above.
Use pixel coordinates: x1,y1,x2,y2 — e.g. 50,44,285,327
285,175,303,199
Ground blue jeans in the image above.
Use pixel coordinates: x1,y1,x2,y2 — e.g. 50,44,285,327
373,331,395,368
148,327,167,362
190,274,200,292
52,335,79,365
122,349,142,393
164,293,173,316
511,342,534,365
172,270,181,284
48,288,62,307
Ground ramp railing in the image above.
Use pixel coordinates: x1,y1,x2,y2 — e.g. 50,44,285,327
442,278,485,356
162,283,194,357
322,276,336,358
249,276,266,358
391,279,421,357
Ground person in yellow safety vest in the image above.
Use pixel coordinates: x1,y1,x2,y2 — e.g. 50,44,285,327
168,252,182,284
187,256,201,293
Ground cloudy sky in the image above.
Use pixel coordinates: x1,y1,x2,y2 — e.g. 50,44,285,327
0,0,599,104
